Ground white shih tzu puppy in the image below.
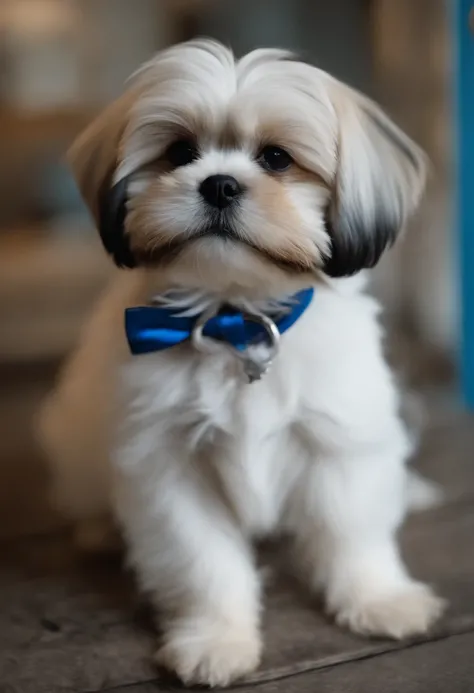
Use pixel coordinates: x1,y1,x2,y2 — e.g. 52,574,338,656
39,39,445,687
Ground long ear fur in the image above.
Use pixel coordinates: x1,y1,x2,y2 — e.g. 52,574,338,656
67,89,139,268
324,85,427,278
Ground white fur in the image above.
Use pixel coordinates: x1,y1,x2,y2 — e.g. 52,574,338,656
39,40,444,687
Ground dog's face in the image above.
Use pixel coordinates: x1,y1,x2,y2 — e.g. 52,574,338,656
70,40,426,293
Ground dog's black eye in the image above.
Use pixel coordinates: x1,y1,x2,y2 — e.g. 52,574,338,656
165,139,199,168
258,145,293,172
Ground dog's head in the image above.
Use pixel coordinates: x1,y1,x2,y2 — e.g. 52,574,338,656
69,39,426,292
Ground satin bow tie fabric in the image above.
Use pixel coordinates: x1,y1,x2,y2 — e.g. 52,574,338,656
125,288,314,356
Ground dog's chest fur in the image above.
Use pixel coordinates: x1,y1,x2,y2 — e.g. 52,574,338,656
119,342,309,536
116,280,392,537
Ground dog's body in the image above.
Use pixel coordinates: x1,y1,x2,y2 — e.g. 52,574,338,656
39,40,444,687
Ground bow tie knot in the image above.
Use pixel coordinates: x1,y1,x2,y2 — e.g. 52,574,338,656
124,288,314,357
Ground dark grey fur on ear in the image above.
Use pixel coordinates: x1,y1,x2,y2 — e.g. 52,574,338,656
98,177,136,269
323,86,427,278
67,89,139,269
323,210,398,278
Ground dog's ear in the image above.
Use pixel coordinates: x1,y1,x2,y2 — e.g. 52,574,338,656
67,90,138,268
323,86,427,278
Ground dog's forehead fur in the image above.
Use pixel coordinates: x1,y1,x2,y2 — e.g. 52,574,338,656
117,40,338,182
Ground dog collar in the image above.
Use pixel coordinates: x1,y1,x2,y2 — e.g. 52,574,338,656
125,287,314,381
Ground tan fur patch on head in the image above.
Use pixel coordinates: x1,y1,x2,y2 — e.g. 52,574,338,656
285,164,328,188
125,176,181,258
247,174,320,272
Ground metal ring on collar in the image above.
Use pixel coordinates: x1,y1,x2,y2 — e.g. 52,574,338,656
191,306,281,363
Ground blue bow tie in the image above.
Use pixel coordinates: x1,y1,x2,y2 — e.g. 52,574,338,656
125,287,314,356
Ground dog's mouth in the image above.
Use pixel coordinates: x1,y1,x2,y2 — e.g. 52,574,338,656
192,223,241,242
134,222,315,274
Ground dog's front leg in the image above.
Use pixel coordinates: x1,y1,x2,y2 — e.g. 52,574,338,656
113,435,262,687
287,433,445,639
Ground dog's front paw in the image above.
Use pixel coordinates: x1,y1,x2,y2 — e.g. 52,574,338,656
334,583,446,640
156,619,262,687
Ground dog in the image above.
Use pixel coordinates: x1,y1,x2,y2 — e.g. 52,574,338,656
39,39,445,687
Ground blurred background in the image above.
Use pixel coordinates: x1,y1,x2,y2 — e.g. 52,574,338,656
0,0,455,537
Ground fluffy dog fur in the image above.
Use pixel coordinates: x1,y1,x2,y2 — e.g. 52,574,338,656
39,40,445,687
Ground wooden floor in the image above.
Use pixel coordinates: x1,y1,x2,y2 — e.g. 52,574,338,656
2,363,474,693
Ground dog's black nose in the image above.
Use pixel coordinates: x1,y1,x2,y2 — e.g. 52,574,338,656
199,175,242,209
